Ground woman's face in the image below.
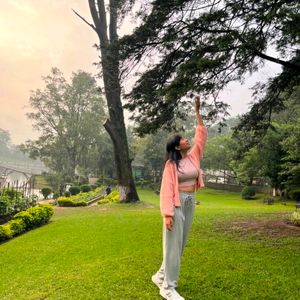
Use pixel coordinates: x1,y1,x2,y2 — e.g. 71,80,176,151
178,137,191,151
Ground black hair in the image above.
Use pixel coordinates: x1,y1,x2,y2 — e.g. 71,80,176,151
164,134,182,170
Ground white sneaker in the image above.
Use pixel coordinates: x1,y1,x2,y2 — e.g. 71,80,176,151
160,288,185,300
152,274,163,289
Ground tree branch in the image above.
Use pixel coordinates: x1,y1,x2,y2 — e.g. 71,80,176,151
72,9,96,32
253,50,300,71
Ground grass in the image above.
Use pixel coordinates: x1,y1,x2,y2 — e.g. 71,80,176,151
0,188,299,300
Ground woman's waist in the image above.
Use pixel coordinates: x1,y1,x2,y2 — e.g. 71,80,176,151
178,184,196,193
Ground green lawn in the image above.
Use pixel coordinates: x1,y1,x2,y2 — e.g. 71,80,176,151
0,188,299,300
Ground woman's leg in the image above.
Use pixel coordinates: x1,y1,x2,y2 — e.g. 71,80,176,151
162,205,184,289
156,193,195,289
181,193,195,255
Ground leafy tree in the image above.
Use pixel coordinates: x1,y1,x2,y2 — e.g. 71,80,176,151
201,133,234,177
21,68,106,178
120,0,300,135
230,146,263,185
280,118,300,192
73,0,139,202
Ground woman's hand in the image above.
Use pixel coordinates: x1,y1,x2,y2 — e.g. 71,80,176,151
165,216,173,231
194,96,201,112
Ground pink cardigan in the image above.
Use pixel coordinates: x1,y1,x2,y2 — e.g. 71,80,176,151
160,125,207,216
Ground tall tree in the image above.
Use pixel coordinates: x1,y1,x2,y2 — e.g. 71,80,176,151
73,0,139,202
21,68,106,178
120,0,300,135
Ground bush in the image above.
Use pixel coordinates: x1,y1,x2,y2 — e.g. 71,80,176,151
64,191,71,197
241,186,256,200
53,192,60,200
0,196,10,216
57,197,87,207
0,204,54,243
289,189,300,202
69,186,81,196
80,184,91,193
2,188,23,200
0,225,12,241
8,219,26,236
97,191,120,204
13,211,34,230
90,184,98,190
290,211,300,226
41,187,52,199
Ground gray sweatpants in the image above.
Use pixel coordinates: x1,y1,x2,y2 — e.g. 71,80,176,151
156,192,195,289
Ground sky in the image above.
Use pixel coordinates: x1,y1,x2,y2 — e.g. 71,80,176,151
0,0,282,145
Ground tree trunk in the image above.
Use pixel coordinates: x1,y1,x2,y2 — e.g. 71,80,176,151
82,0,139,202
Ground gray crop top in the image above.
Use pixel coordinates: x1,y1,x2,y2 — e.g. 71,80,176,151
177,157,198,187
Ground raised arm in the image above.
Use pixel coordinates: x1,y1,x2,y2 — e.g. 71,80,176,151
189,96,207,161
195,96,204,126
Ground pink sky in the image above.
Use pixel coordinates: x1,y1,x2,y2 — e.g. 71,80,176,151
0,0,281,145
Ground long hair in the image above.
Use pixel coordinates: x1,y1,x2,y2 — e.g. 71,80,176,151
164,134,182,170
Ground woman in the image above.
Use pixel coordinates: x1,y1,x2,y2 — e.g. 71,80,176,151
152,96,207,300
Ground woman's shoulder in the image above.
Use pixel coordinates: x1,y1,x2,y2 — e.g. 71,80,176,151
164,159,176,168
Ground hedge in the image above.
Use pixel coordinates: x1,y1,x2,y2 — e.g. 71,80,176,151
97,191,120,204
57,197,87,207
0,204,54,243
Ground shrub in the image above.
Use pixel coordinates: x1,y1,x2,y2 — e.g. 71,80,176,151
2,188,22,200
80,184,91,193
0,204,54,243
0,196,10,216
97,191,120,204
8,219,26,236
41,187,52,199
241,186,256,200
26,204,54,227
0,225,12,241
75,200,88,207
53,192,60,200
13,211,34,230
289,189,300,202
64,191,71,197
290,211,300,226
57,197,73,207
69,186,80,196
57,197,87,207
90,184,98,190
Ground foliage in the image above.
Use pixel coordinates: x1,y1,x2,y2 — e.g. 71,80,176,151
20,68,107,178
290,211,300,226
0,225,12,241
64,191,71,197
231,147,263,185
289,189,300,202
0,193,37,219
202,133,234,173
241,186,256,200
57,198,87,207
57,188,103,207
80,184,91,193
44,172,63,193
120,0,300,135
0,204,54,242
7,219,26,236
69,186,81,196
97,191,120,204
53,192,60,200
41,187,52,199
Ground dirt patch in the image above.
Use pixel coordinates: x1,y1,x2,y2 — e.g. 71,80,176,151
217,215,300,238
